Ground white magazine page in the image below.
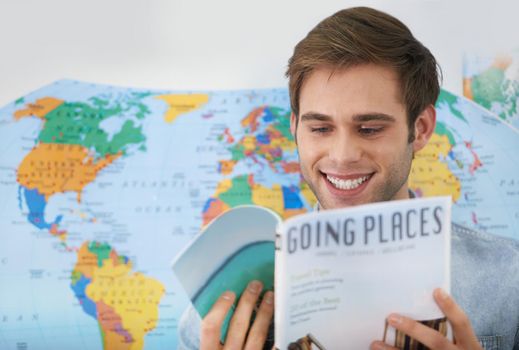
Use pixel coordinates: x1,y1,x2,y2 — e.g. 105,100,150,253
275,196,451,350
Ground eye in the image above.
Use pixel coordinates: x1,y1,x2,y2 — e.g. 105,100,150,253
358,126,383,136
310,127,331,134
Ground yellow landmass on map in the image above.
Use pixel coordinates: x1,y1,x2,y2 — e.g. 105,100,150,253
14,97,64,120
252,183,284,216
156,94,209,123
214,179,233,196
16,143,121,202
242,136,257,151
300,182,317,208
86,258,165,350
270,134,296,152
409,133,461,201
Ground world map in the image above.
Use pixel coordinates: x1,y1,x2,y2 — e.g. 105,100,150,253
463,51,519,129
0,79,518,349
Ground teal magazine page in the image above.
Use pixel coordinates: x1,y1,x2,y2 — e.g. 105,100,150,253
172,205,279,341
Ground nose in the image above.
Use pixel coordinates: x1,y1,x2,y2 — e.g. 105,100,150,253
328,132,363,165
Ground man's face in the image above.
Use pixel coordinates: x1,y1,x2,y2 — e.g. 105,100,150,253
292,64,429,209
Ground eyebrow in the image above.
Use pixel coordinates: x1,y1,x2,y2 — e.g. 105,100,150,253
300,112,396,123
352,113,396,123
300,112,332,122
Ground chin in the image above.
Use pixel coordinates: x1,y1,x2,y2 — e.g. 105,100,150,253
320,196,371,210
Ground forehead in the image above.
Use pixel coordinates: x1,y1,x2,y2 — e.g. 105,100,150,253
298,64,406,120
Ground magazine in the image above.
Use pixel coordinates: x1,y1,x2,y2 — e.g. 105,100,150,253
172,196,452,349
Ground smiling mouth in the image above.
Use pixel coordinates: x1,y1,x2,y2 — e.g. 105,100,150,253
325,173,372,191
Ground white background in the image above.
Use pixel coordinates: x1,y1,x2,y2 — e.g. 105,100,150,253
0,0,517,106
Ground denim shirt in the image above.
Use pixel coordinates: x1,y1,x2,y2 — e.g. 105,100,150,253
178,224,519,350
451,223,519,350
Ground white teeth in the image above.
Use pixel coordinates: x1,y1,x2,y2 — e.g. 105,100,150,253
326,174,370,190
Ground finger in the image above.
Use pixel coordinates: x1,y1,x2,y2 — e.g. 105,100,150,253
224,280,263,349
386,314,457,350
370,341,398,350
201,291,236,350
433,288,481,348
244,291,274,350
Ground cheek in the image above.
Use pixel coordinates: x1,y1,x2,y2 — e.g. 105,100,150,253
370,134,410,161
297,134,325,165
371,144,391,160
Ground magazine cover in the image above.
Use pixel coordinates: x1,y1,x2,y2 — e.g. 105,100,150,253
275,196,451,349
172,197,451,349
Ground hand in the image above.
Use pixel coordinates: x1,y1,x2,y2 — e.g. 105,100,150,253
370,288,482,350
201,280,274,350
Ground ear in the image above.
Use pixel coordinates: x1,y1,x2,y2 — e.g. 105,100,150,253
290,112,298,142
412,104,436,153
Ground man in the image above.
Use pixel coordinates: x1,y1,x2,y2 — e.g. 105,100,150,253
198,7,519,350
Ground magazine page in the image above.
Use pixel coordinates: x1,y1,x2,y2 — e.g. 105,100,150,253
171,205,279,340
275,196,451,350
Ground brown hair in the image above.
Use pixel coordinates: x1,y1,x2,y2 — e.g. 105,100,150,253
286,7,441,140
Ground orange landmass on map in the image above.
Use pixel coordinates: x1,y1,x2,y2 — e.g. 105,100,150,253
281,161,300,173
202,198,230,226
14,97,64,120
241,106,265,132
97,301,132,350
218,160,237,175
463,78,473,100
283,208,307,219
50,223,67,242
464,141,483,175
73,243,100,279
17,143,121,203
493,55,513,70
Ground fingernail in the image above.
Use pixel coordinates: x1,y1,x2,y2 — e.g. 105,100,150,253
264,291,274,305
247,280,262,294
221,291,234,300
387,314,403,325
437,288,449,301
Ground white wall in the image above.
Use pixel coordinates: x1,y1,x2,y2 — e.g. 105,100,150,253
0,0,517,106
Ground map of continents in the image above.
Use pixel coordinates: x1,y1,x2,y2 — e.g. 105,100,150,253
202,105,316,224
9,91,166,350
1,79,518,350
463,51,519,129
410,89,519,239
0,80,314,350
